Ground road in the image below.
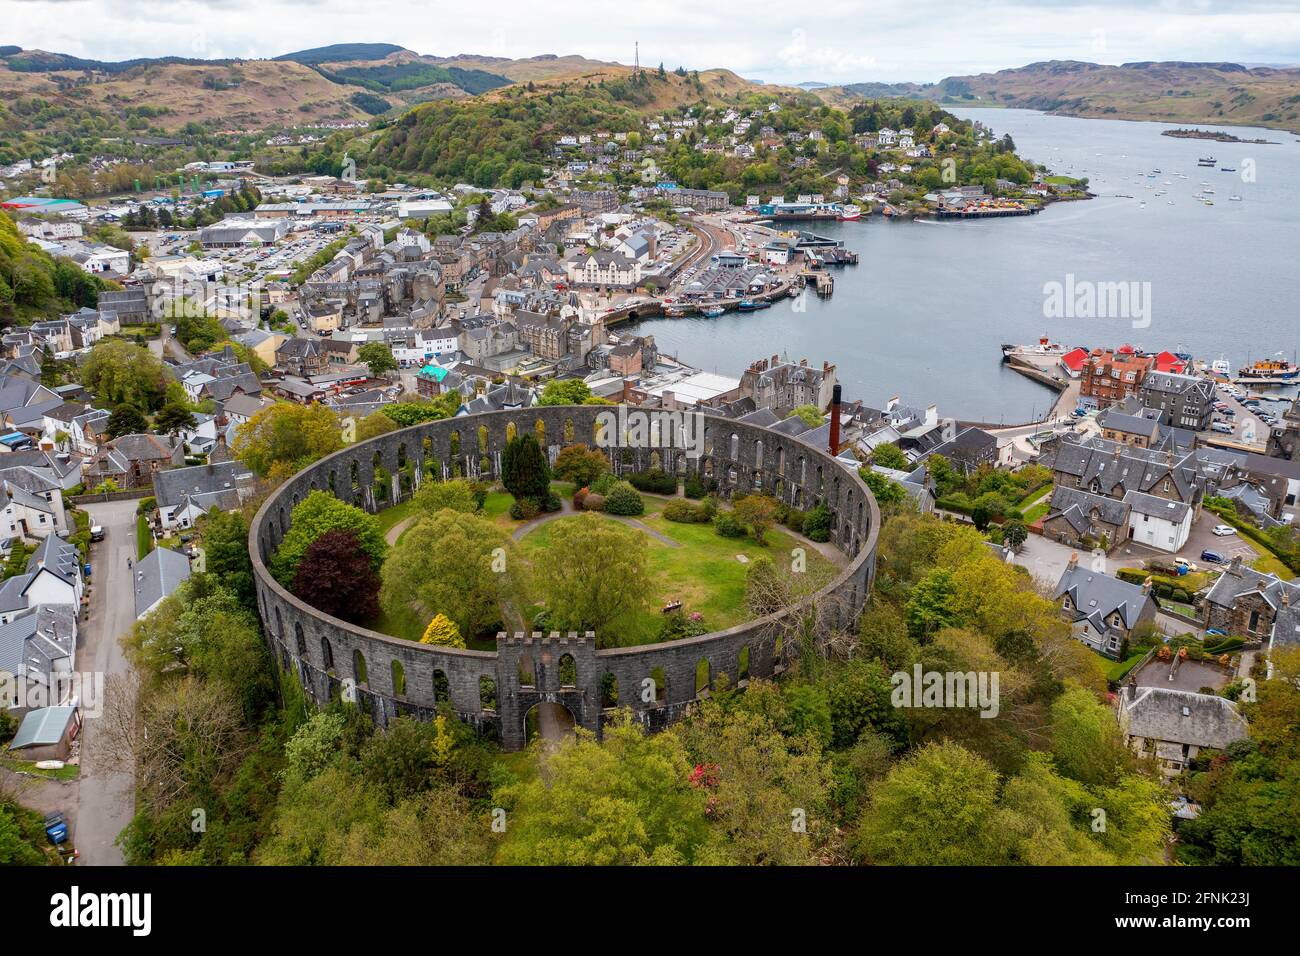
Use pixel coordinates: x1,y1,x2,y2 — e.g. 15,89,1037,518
73,498,142,865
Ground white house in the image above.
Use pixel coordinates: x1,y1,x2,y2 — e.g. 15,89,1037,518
1123,491,1193,552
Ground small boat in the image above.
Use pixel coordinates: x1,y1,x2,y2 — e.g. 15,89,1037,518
1220,167,1236,172
1204,199,1214,206
664,307,687,318
1229,195,1242,201
1198,156,1217,167
837,204,861,221
1203,188,1214,194
737,298,770,311
700,304,725,318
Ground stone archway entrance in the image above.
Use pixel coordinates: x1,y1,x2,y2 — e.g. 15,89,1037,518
524,701,577,745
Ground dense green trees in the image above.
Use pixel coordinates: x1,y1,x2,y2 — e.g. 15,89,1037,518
533,514,650,641
495,716,707,865
0,210,109,323
270,491,386,587
379,509,520,640
80,340,168,410
232,402,343,480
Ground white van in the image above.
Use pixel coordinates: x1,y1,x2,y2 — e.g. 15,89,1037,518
1211,421,1234,435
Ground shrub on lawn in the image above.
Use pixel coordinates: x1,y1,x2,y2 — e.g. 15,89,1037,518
509,498,541,521
581,493,606,512
715,513,747,538
604,481,644,516
626,469,678,494
664,499,711,523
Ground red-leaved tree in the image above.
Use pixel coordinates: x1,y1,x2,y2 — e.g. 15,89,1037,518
291,529,381,623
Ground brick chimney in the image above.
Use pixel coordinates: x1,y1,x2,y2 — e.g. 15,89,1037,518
828,384,842,455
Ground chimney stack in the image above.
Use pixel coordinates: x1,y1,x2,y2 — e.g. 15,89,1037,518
1067,551,1079,570
828,384,842,456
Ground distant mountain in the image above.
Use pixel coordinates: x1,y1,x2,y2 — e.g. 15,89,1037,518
819,60,1300,130
795,81,829,90
274,43,407,65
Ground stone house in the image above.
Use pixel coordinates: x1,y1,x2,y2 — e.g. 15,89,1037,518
1118,686,1248,777
1041,486,1131,553
1053,556,1156,658
1202,556,1300,640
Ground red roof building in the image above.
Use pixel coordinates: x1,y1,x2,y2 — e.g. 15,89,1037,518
1059,347,1089,377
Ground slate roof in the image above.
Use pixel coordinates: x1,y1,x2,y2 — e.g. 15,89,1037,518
1053,563,1153,633
26,535,82,590
1046,486,1131,534
134,547,191,618
1204,559,1300,611
152,460,252,509
1047,435,1200,501
1121,686,1248,750
1122,489,1191,523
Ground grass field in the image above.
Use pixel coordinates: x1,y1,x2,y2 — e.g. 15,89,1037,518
516,510,835,647
367,484,836,650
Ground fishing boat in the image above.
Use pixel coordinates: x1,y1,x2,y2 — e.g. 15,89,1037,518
1221,167,1236,172
737,298,770,311
1235,359,1300,384
700,304,726,318
1229,195,1242,202
664,307,687,318
837,204,862,221
1197,156,1217,167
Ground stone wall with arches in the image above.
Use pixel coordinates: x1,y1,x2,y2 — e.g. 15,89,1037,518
250,404,880,750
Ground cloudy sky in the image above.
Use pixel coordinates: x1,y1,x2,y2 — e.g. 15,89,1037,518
4,0,1300,84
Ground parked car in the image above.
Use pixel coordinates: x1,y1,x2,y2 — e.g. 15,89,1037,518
89,525,104,542
1201,549,1226,563
1212,525,1238,536
1211,422,1235,434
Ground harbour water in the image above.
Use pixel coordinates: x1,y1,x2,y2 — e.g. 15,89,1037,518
631,109,1300,423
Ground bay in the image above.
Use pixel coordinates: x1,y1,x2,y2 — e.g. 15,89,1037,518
630,108,1300,423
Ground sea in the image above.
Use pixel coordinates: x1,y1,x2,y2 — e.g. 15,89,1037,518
630,108,1300,424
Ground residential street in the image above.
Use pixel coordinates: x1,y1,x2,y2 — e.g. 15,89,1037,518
73,498,141,865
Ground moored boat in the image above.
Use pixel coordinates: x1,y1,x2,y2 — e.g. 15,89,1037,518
837,204,862,221
700,304,725,318
1234,359,1300,384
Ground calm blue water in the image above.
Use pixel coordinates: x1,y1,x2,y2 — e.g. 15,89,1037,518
633,109,1300,422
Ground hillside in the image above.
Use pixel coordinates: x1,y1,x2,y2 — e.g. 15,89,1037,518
0,56,371,133
365,67,764,185
820,60,1300,130
0,45,642,135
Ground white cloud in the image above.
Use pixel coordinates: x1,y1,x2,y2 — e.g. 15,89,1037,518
2,0,1298,84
